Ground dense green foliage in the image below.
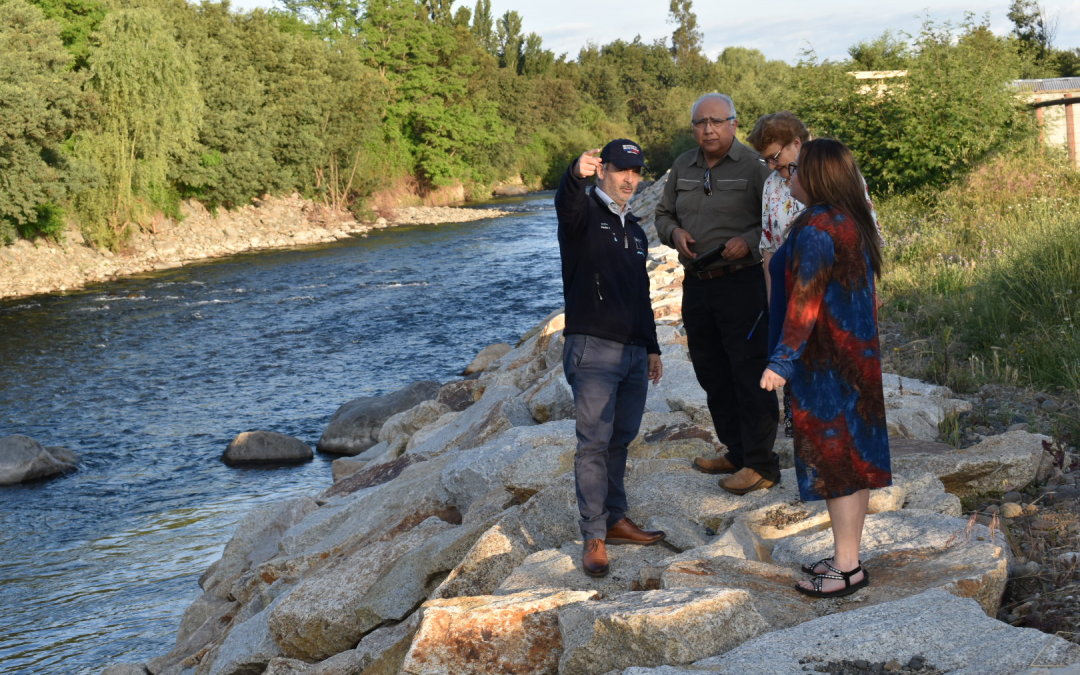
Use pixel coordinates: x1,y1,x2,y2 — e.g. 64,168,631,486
0,0,90,243
0,0,1073,249
878,141,1080,397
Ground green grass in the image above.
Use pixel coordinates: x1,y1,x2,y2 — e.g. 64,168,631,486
877,140,1080,398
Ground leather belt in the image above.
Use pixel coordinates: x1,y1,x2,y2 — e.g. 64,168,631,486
690,261,762,280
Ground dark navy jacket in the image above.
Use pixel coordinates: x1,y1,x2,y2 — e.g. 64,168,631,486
554,165,660,355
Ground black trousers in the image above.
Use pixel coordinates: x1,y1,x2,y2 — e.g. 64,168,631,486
682,264,780,482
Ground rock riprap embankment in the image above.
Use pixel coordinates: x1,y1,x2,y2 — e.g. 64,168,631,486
102,176,1077,675
0,196,511,300
0,434,79,485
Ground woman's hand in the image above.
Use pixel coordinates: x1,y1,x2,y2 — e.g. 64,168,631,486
760,368,786,391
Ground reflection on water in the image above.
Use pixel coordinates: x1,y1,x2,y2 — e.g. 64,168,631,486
0,194,561,674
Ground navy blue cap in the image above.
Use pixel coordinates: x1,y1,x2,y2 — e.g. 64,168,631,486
600,139,645,169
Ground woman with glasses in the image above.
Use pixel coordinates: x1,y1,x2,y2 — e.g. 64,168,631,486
759,139,891,599
747,112,880,439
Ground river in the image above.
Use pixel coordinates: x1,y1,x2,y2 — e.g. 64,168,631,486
0,194,562,674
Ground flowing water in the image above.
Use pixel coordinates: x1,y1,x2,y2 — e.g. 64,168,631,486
0,194,562,674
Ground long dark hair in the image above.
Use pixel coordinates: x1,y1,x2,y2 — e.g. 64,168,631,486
796,139,883,277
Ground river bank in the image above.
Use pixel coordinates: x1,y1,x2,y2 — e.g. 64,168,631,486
0,196,511,300
93,177,1078,675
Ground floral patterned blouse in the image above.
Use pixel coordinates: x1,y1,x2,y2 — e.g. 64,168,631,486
759,171,882,255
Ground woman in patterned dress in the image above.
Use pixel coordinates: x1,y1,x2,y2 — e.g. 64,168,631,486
759,139,891,598
747,113,881,440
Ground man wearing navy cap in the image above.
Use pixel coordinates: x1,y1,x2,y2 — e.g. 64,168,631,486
555,139,666,578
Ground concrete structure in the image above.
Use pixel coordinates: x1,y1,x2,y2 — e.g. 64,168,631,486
1013,78,1080,169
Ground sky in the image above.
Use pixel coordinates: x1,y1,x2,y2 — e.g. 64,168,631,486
225,0,1080,65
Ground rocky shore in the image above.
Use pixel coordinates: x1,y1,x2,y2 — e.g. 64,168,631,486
88,177,1079,675
0,197,510,300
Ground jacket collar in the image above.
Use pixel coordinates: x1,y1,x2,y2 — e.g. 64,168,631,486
590,186,640,223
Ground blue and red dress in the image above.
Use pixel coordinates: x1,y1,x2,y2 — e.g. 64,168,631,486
766,205,891,502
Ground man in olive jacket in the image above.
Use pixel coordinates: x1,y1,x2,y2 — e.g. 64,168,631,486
555,139,665,578
654,93,781,496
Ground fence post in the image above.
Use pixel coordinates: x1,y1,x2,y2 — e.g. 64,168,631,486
1067,97,1077,169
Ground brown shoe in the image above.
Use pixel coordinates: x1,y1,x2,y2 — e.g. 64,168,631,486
693,455,737,474
719,467,778,495
583,539,609,577
606,517,666,545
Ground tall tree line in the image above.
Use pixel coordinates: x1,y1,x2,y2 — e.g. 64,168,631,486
0,0,1072,248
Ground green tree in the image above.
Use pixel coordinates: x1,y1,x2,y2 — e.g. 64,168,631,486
848,30,910,71
796,16,1027,193
668,0,709,87
362,0,509,188
470,0,495,55
26,0,106,69
713,47,794,131
496,10,523,72
521,32,553,77
0,0,90,242
73,7,201,247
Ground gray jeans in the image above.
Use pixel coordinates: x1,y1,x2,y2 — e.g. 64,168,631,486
562,333,648,540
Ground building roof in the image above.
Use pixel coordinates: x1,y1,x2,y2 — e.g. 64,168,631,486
1012,78,1080,93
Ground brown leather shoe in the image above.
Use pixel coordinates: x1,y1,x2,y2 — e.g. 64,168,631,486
719,467,778,495
606,517,666,545
693,455,737,474
583,539,609,577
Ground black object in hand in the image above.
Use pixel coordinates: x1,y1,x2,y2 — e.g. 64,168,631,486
690,243,726,270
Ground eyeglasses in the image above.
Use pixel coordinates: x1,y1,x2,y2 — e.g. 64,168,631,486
703,167,712,196
692,115,736,129
757,147,783,168
787,162,798,175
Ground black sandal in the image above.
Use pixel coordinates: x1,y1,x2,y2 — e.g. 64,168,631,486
800,557,862,576
795,565,869,598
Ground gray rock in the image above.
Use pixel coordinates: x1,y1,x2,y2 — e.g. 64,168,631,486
437,379,485,412
205,594,286,675
463,342,512,375
221,431,312,465
643,516,708,552
101,665,149,675
305,614,420,675
317,380,441,455
148,592,237,673
1041,399,1060,413
558,588,768,675
0,434,79,484
521,365,576,423
263,657,310,675
494,540,675,598
269,517,454,661
401,590,598,675
1002,502,1024,519
1003,491,1023,503
770,510,1009,616
378,400,450,444
891,431,1050,497
200,496,316,598
352,516,497,636
405,385,536,457
896,472,962,517
682,589,1080,675
440,421,576,510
